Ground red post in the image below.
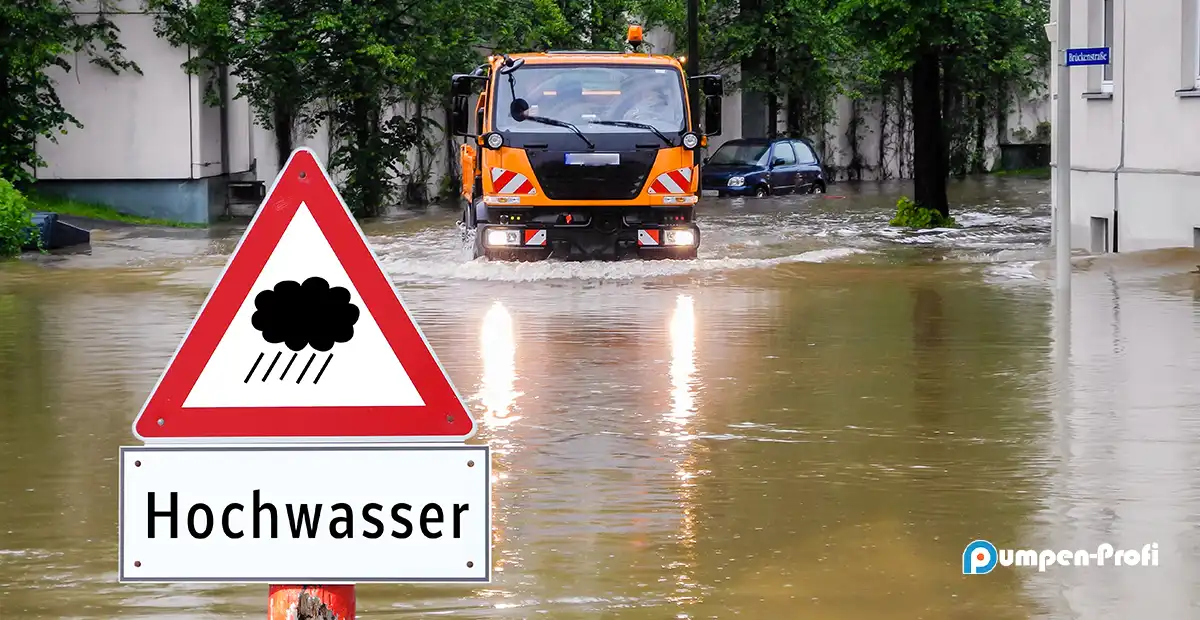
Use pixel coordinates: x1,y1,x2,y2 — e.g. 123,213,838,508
268,585,355,619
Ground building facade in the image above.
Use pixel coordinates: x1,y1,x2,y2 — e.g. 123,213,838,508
1054,0,1200,253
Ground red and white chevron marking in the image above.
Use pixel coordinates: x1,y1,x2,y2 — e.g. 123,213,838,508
490,168,536,195
647,167,693,194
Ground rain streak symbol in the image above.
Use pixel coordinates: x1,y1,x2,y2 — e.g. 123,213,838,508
244,276,360,385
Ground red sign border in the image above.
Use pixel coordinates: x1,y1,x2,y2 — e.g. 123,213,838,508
131,148,477,442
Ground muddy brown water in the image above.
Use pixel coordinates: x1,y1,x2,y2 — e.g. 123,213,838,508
2,176,1199,618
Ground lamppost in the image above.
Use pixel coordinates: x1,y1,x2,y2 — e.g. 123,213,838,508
1048,0,1072,292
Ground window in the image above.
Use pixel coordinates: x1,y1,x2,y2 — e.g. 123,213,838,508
771,142,796,166
492,64,687,134
792,140,817,164
1102,0,1114,92
707,143,770,166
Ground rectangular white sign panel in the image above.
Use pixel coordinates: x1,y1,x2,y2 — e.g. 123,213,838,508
119,444,490,583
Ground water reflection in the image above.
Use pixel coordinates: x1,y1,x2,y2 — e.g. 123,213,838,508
668,294,697,430
1030,263,1200,619
479,301,520,428
665,293,702,612
475,300,522,596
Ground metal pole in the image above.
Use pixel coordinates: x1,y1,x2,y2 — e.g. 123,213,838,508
269,585,355,619
686,0,700,124
1054,0,1072,291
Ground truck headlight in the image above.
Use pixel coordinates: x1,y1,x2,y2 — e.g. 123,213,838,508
727,176,744,187
486,229,520,246
681,132,699,149
665,229,696,246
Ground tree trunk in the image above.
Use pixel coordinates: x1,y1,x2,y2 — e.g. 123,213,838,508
787,92,802,137
910,48,948,217
878,79,891,180
273,102,294,172
766,47,778,138
896,74,909,178
972,95,986,174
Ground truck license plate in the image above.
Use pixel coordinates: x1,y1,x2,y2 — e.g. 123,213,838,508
565,153,620,166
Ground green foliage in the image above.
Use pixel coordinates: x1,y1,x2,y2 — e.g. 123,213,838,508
0,178,39,258
147,0,523,216
140,0,1049,219
0,0,141,187
890,196,958,229
26,190,203,227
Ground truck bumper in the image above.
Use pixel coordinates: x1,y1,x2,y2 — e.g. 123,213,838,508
474,222,700,261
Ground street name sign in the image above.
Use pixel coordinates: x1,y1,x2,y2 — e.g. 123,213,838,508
1065,47,1110,66
119,147,489,585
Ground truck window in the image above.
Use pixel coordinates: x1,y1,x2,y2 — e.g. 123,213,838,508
493,64,687,135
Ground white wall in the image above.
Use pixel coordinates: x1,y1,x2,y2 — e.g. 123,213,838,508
1064,0,1200,252
821,76,1049,182
36,1,200,180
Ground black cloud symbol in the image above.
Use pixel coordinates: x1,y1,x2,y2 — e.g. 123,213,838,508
243,277,361,385
251,276,360,351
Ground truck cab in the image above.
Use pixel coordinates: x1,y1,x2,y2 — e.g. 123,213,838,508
450,28,723,261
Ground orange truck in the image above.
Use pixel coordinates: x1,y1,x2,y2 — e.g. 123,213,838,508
450,26,723,261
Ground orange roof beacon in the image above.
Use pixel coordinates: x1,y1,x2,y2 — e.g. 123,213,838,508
449,26,724,261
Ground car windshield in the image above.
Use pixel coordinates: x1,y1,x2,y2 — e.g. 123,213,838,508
707,143,770,166
493,64,687,134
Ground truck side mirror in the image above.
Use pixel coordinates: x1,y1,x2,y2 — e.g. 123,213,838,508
450,73,487,137
702,75,723,97
704,95,722,136
451,73,479,97
451,95,472,137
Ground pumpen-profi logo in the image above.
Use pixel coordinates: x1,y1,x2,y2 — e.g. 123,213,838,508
963,540,998,574
963,539,1159,574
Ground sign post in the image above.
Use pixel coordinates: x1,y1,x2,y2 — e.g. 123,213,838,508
120,147,488,619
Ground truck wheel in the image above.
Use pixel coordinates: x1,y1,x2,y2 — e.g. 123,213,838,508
471,226,487,259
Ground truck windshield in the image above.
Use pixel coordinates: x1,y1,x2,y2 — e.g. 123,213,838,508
493,64,687,135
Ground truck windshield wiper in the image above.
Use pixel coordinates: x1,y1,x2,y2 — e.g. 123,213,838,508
588,119,672,146
522,115,595,149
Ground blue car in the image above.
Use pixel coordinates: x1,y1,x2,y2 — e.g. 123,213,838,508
700,137,828,198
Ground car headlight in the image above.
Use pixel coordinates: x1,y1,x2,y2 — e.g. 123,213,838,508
727,176,744,187
486,229,520,246
665,229,696,246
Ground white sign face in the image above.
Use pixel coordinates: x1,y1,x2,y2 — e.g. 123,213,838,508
118,445,490,583
184,203,425,409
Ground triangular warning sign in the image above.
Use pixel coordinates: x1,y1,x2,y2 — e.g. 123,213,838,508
132,147,476,442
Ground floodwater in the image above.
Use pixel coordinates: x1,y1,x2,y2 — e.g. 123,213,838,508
2,175,1199,619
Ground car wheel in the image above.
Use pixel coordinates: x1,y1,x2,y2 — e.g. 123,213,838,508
811,182,826,194
755,186,768,198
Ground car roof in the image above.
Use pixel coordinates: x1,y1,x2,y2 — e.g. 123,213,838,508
719,137,812,146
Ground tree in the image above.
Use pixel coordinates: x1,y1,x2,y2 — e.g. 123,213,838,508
0,0,139,187
835,0,1047,223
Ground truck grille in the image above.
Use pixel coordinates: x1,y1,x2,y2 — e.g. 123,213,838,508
528,153,654,201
